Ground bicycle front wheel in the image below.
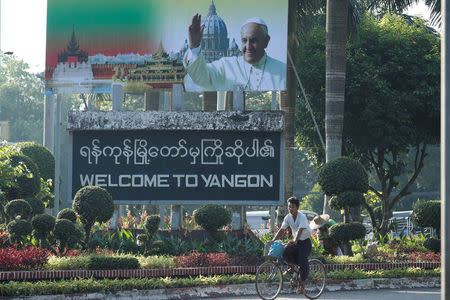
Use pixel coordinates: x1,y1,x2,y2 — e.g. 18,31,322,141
304,258,326,299
255,261,283,300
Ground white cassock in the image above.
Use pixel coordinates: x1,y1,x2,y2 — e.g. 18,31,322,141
183,46,286,92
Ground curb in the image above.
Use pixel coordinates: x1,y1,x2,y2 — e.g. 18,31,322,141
0,262,440,281
3,277,440,300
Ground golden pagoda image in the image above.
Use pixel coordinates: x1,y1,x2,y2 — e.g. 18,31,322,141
114,42,186,92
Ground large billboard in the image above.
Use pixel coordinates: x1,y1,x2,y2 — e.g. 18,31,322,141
71,130,283,205
45,0,288,94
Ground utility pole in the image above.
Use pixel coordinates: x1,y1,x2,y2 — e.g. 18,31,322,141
442,1,449,299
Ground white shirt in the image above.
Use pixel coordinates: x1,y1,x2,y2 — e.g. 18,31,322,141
183,46,286,92
281,211,312,241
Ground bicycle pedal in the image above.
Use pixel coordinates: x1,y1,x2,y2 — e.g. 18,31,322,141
290,279,298,288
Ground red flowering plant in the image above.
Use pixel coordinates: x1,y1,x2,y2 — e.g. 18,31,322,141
0,246,50,270
175,250,231,267
0,228,11,248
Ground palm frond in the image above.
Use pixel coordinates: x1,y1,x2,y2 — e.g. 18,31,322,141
425,0,441,27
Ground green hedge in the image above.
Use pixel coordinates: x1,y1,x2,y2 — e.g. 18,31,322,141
87,255,140,270
0,269,440,297
46,255,140,270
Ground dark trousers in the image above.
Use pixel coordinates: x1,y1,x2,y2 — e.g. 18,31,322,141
282,238,312,281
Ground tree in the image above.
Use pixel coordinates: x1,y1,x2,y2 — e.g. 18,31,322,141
0,53,44,143
296,14,440,234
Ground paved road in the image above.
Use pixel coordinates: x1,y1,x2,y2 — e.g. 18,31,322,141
191,288,440,300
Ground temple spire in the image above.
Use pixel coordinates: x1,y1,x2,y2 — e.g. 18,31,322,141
67,24,80,54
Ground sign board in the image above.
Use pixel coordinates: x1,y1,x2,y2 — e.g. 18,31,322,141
46,0,288,94
71,130,284,205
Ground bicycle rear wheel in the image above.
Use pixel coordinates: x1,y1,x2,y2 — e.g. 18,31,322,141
255,261,283,300
304,258,326,299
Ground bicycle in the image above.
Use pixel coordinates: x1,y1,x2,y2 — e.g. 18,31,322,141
255,243,326,300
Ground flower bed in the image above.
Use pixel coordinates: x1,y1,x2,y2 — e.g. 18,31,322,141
0,247,50,271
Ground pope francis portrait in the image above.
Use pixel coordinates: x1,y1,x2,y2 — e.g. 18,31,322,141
183,14,286,92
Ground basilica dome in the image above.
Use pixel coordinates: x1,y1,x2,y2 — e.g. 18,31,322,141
201,1,228,38
200,1,230,62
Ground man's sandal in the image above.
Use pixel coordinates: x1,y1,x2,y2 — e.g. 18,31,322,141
296,281,305,295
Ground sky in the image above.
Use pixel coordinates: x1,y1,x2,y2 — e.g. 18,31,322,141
0,0,434,73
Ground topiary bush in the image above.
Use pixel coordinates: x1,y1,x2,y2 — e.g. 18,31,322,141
329,191,365,210
7,218,32,245
53,218,81,255
72,186,114,247
194,204,231,241
329,222,366,242
412,200,440,236
15,142,55,183
4,199,32,222
424,237,440,253
25,197,45,216
329,222,366,257
144,215,160,240
57,208,77,223
138,215,162,255
3,154,41,200
317,157,368,196
31,214,56,247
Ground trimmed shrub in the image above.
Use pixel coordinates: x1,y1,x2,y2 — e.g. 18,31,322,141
329,191,365,210
329,222,366,242
317,157,368,196
424,237,440,253
412,200,440,233
193,204,231,232
87,255,140,270
7,219,32,244
31,214,55,248
4,199,32,221
31,214,56,236
3,154,41,200
26,197,45,216
72,186,114,246
57,208,77,223
15,142,55,182
53,219,79,253
144,215,160,240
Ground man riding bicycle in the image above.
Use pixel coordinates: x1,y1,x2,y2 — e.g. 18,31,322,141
272,196,313,295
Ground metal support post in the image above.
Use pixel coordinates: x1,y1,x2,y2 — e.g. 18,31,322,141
53,95,61,216
232,85,245,111
217,91,226,110
170,84,184,230
172,84,183,111
231,206,244,230
271,91,278,110
144,91,159,111
112,83,123,111
43,94,55,151
163,91,171,111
